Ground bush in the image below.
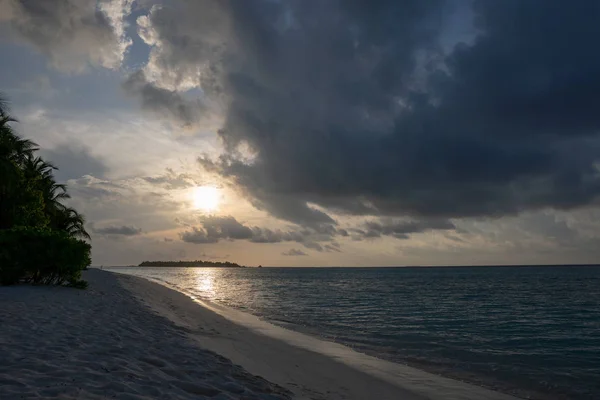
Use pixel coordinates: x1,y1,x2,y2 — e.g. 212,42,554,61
0,227,91,287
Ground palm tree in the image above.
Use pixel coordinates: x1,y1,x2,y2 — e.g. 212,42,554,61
1,93,92,287
0,97,39,228
0,97,38,165
22,156,70,204
22,156,56,181
52,206,90,240
20,156,89,239
0,94,89,239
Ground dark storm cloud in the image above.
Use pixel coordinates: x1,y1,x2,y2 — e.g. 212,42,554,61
93,224,142,236
282,249,308,257
41,143,108,182
136,0,600,228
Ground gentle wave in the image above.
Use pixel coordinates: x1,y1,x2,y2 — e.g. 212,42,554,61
108,266,600,399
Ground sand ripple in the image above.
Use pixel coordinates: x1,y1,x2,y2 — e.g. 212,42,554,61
0,270,291,400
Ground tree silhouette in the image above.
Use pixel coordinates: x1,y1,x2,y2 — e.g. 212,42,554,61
0,93,91,287
52,206,91,240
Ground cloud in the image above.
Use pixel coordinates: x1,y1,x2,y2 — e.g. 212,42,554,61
122,70,207,126
337,229,349,237
180,216,256,244
92,224,142,236
124,0,600,230
143,168,197,190
249,227,298,243
358,218,455,240
133,0,230,92
282,248,308,257
179,226,219,244
41,143,109,182
179,215,330,246
66,175,124,200
324,244,341,253
61,172,187,238
201,215,254,240
303,242,323,252
179,214,455,248
0,0,133,71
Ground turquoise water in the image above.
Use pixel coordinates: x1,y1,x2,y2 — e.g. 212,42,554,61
109,266,600,399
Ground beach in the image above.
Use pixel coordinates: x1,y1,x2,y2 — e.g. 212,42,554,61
0,270,290,400
0,269,519,400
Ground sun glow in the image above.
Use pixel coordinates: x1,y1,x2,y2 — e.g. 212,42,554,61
193,186,220,212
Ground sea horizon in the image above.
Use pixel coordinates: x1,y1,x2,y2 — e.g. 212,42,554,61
102,263,600,268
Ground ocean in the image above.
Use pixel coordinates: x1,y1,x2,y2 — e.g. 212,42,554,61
108,266,600,399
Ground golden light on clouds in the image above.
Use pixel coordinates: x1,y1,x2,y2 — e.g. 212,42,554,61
193,186,221,212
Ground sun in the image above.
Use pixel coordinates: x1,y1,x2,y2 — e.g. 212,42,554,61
193,186,220,212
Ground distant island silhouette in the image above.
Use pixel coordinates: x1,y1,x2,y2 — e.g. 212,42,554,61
139,260,246,268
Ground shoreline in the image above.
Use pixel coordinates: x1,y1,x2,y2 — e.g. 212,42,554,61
1,269,520,400
115,269,520,400
0,270,291,400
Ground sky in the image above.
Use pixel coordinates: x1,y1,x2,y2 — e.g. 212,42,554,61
1,0,600,267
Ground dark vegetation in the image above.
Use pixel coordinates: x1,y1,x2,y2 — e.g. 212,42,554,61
0,95,91,288
139,260,246,268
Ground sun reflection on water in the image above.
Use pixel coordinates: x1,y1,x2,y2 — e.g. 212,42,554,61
194,268,215,297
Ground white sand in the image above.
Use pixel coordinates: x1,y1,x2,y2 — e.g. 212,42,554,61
0,270,291,399
0,270,520,400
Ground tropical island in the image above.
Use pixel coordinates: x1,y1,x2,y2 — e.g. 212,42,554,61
139,260,247,268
